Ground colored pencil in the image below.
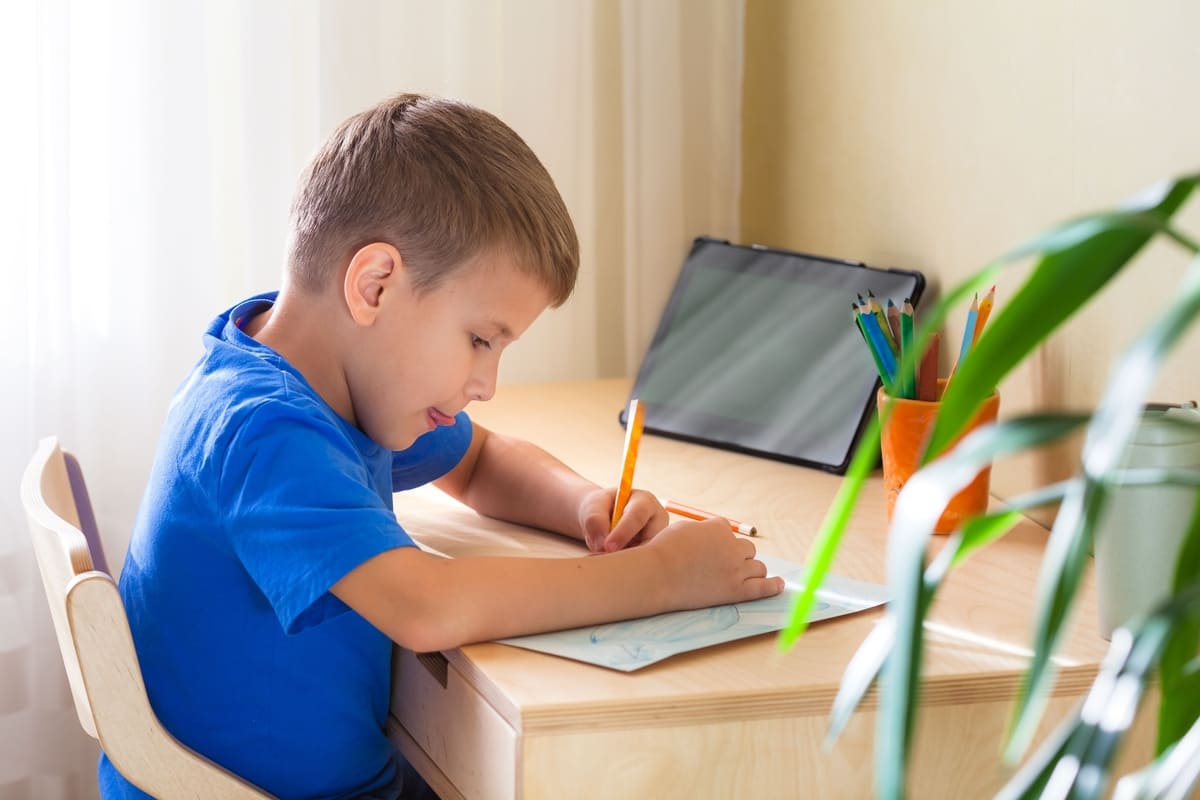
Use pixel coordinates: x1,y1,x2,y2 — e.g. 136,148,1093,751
917,332,940,401
955,293,979,372
886,298,902,347
664,500,758,536
610,398,644,529
971,285,995,346
859,307,898,387
855,305,893,391
900,299,915,399
867,291,898,354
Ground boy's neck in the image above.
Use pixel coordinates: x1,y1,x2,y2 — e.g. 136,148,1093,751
245,288,357,427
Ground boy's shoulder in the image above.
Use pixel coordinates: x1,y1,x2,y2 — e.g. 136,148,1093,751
160,300,364,479
188,322,323,430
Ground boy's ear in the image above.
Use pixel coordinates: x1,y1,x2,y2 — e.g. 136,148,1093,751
344,242,404,326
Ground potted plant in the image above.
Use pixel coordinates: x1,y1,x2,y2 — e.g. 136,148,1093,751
781,173,1200,799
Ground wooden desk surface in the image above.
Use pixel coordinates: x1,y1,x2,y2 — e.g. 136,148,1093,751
386,379,1152,796
389,379,1138,798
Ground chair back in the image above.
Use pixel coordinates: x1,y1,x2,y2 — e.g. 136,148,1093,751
21,437,272,799
22,437,99,736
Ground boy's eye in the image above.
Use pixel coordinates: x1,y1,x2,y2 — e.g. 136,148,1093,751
471,334,492,351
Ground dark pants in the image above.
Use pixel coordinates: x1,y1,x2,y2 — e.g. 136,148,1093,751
358,758,439,800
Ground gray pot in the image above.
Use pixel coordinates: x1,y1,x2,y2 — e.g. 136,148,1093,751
1094,402,1200,640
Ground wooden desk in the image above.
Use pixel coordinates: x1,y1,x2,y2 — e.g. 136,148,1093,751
387,379,1153,799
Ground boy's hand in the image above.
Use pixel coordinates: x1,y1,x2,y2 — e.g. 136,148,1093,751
650,517,785,607
579,487,668,553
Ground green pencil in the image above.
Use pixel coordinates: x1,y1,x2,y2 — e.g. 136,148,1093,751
900,299,915,399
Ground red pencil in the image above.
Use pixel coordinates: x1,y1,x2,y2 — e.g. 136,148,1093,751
917,332,941,401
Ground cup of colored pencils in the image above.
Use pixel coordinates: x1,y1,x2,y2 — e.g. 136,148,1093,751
855,288,1001,534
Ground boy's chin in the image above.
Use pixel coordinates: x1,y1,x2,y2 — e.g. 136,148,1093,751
368,414,436,451
386,432,422,451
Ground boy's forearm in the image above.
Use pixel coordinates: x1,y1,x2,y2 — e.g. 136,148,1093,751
333,545,670,652
450,428,596,541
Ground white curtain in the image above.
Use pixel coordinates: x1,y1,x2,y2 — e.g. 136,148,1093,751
0,1,743,796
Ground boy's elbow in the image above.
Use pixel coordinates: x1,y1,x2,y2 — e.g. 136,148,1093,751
386,613,471,654
332,549,472,652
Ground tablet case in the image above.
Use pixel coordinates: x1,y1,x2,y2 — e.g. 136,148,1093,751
622,237,925,474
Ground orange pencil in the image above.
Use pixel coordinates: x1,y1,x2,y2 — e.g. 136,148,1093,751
886,298,902,347
971,285,996,346
665,500,758,536
610,398,645,529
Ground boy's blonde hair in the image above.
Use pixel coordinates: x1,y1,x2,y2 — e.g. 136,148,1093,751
286,93,579,306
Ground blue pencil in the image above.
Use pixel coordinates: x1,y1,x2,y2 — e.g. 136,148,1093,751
854,306,893,393
956,294,979,371
859,308,897,387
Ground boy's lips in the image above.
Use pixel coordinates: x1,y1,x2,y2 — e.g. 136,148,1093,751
427,407,457,427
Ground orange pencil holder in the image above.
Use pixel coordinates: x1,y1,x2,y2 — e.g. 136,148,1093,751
877,379,1000,535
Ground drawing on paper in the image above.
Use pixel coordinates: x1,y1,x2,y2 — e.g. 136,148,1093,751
499,557,882,672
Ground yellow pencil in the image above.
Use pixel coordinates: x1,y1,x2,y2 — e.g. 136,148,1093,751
611,398,645,529
868,291,898,354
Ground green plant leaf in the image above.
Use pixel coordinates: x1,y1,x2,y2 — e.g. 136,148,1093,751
779,413,882,649
826,482,1071,748
994,700,1082,800
1113,714,1200,800
1008,251,1200,764
1158,489,1200,753
826,615,893,746
930,176,1200,462
826,505,1036,747
999,587,1200,800
947,508,1026,569
875,414,1089,798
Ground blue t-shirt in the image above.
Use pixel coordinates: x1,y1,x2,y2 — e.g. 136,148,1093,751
99,292,473,799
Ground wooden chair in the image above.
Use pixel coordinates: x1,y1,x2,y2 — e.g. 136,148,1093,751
21,436,272,799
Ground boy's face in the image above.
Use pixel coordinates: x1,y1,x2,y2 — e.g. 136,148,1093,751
350,252,552,450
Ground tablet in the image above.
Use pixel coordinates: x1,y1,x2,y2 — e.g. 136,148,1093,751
622,237,926,473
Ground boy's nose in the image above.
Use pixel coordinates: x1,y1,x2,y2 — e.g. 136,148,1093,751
468,362,497,402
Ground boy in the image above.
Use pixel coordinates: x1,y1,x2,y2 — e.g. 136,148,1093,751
102,93,783,799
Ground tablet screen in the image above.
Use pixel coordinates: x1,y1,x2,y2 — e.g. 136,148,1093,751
625,238,925,473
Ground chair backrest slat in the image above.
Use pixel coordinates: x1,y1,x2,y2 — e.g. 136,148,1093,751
63,451,109,575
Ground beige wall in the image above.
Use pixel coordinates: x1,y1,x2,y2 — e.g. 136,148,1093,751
742,0,1200,514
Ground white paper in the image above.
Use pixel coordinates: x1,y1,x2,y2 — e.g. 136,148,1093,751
497,554,888,672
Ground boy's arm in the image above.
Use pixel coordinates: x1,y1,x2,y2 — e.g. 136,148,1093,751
432,423,663,553
331,517,783,653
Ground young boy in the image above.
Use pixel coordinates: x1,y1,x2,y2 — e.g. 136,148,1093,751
101,93,783,799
